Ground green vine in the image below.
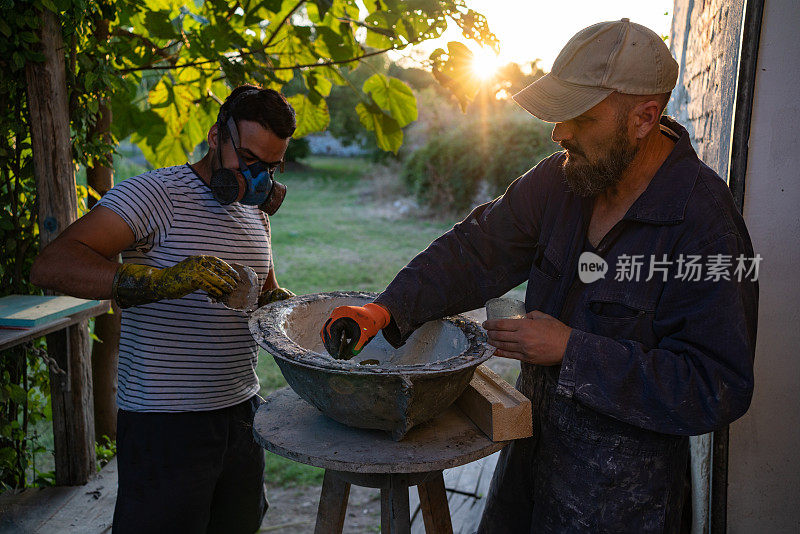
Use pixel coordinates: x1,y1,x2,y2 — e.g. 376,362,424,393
0,0,117,489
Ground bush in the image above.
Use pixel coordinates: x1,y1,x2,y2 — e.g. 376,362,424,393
285,137,310,162
401,107,558,213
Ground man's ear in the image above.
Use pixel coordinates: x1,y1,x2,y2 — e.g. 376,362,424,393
632,99,662,139
208,123,219,151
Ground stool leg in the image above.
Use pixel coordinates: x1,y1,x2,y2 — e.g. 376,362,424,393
315,470,351,534
380,474,411,534
418,471,453,534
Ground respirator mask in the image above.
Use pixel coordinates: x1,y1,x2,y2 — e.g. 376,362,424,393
209,100,287,216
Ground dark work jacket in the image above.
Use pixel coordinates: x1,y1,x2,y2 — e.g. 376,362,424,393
375,117,758,532
376,116,757,437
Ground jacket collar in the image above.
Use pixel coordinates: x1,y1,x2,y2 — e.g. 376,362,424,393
622,116,701,225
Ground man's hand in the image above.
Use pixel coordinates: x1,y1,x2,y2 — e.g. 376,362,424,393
320,303,390,360
483,310,572,365
258,287,296,307
113,255,240,309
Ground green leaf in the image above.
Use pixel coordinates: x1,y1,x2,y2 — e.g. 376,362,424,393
429,42,483,111
316,66,348,86
314,26,357,62
244,0,283,25
362,74,417,128
84,71,96,90
134,69,213,167
261,0,285,12
8,384,26,404
144,10,179,40
143,0,183,11
312,0,332,19
356,102,402,153
363,12,397,49
41,0,58,13
20,32,38,44
111,92,165,144
271,25,317,67
305,71,332,97
219,56,248,86
286,93,329,138
180,6,210,25
12,52,24,69
0,447,15,465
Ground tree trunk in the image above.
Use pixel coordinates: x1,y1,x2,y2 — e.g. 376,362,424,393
86,97,119,442
26,7,96,485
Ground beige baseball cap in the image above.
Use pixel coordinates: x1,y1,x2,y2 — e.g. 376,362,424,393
513,18,679,123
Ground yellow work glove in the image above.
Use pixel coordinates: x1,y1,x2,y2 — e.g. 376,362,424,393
258,287,296,308
112,255,240,309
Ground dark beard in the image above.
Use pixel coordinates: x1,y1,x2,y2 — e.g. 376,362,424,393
561,126,638,197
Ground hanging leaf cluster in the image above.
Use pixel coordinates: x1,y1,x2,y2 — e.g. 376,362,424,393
105,0,497,162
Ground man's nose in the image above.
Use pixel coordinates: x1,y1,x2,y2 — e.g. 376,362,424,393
551,122,571,143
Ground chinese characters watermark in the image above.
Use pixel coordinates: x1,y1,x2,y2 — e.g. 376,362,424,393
578,252,762,284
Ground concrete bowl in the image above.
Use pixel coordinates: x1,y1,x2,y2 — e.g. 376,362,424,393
249,291,493,440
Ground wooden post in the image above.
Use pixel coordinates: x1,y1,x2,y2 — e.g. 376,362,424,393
25,7,96,485
86,94,119,441
314,470,351,534
418,472,454,534
381,474,411,534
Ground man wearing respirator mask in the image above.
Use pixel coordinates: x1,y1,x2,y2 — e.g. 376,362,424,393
31,85,296,532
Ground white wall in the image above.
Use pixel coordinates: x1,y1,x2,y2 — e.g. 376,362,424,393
727,0,800,530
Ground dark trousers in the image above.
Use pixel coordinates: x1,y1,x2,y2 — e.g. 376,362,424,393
478,366,688,533
112,396,268,534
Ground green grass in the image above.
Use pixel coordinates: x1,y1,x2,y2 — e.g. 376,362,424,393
257,155,459,487
257,155,459,396
268,156,456,296
264,452,325,487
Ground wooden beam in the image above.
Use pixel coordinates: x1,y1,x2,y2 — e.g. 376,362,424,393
25,7,96,485
456,365,533,442
25,12,76,247
86,74,120,442
418,471,453,534
314,470,350,534
381,474,411,534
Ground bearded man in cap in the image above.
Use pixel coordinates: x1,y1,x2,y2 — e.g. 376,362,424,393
320,19,758,532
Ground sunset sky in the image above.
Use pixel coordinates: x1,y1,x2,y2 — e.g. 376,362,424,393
410,0,674,72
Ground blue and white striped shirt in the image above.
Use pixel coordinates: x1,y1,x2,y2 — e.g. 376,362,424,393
97,164,271,412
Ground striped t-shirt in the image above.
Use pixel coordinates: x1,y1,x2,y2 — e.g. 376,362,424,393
97,164,271,412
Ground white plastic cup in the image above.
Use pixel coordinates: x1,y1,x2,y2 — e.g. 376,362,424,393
485,298,527,320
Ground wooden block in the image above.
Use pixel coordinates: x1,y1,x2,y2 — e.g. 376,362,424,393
0,295,103,328
455,365,533,442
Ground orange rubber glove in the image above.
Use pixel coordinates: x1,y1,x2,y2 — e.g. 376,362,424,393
320,303,391,360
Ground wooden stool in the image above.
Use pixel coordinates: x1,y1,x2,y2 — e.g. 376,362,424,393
254,388,506,534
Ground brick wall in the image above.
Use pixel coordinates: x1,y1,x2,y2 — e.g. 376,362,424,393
669,0,745,180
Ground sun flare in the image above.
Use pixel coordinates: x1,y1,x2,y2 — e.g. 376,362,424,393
471,48,503,81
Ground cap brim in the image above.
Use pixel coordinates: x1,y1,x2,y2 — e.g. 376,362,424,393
513,74,614,123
